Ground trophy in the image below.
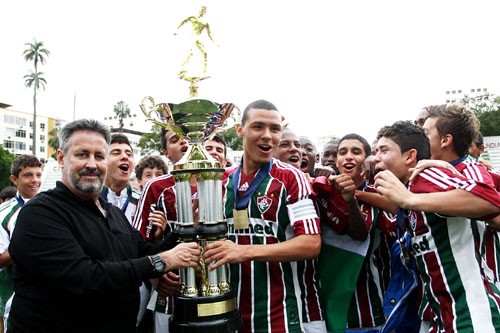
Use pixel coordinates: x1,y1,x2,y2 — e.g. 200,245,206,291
141,97,242,333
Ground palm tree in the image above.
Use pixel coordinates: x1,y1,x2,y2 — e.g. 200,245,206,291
23,39,50,156
113,101,131,131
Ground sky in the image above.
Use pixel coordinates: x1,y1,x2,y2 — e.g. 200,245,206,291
1,0,500,145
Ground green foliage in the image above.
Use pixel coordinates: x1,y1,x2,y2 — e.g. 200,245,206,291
0,146,15,189
137,124,163,155
48,128,59,159
470,95,500,136
222,127,243,151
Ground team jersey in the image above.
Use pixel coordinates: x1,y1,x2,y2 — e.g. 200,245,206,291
314,179,397,328
132,174,177,315
453,160,500,287
133,175,177,241
223,159,320,333
100,184,140,224
0,193,27,315
409,166,500,333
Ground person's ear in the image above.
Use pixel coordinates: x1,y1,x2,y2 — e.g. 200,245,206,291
315,153,319,163
9,175,18,187
405,148,418,166
441,134,453,149
236,124,243,138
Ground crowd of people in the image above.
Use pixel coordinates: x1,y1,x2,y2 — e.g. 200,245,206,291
0,100,499,333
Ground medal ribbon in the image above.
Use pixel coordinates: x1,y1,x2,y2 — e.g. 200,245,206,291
233,159,273,210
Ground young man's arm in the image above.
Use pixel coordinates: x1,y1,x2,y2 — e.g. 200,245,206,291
203,234,321,271
375,169,500,218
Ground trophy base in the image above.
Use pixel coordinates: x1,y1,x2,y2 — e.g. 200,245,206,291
169,292,242,333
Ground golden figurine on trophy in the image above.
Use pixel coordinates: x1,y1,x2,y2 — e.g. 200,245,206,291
175,5,215,98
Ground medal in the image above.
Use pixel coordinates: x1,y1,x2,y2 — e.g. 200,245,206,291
233,208,249,230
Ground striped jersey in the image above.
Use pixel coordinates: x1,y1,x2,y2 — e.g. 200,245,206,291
132,174,178,315
0,193,27,314
223,159,320,333
409,166,500,332
315,180,397,328
454,160,500,287
100,184,140,224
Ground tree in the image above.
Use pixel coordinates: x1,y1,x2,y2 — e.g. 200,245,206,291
0,146,15,189
137,124,163,155
222,127,243,151
48,127,59,159
469,95,500,136
23,39,50,156
113,101,131,131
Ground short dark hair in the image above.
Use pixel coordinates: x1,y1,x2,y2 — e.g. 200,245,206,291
338,133,371,157
59,119,111,153
11,154,42,177
241,100,279,126
134,156,168,180
474,132,484,146
377,121,430,161
110,133,132,149
425,104,479,157
208,134,227,157
0,186,17,201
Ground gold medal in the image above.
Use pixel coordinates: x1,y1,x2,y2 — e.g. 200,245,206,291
233,208,249,230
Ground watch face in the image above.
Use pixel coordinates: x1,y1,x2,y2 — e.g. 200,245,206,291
153,256,165,272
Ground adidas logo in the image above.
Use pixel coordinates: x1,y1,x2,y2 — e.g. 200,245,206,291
239,182,249,191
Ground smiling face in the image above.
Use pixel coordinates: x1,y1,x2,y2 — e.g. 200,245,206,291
105,142,134,191
274,128,302,169
237,107,282,174
299,136,317,174
10,166,42,199
374,136,410,183
204,139,227,166
336,139,367,184
58,130,108,201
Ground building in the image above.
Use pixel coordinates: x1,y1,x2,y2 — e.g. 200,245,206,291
0,102,65,162
445,87,489,105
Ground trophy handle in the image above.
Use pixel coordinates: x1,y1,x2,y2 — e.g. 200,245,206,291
140,96,185,137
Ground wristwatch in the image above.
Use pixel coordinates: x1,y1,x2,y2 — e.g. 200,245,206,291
150,255,166,274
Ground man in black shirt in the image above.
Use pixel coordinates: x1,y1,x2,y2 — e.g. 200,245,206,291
8,119,200,333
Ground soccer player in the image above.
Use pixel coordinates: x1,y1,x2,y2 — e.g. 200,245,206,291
203,100,321,333
373,120,500,332
274,128,326,333
0,155,42,331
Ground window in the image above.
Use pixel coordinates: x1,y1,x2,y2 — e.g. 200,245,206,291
5,128,15,137
3,140,14,149
16,129,27,138
15,142,26,150
483,88,488,92
40,146,45,153
40,134,46,141
458,90,462,94
452,90,456,94
40,123,45,130
446,91,450,94
30,121,33,128
471,89,475,92
29,133,33,139
4,115,26,126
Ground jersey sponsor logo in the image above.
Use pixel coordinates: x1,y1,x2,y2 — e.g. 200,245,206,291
411,234,432,255
257,195,272,214
238,181,249,191
227,218,276,236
